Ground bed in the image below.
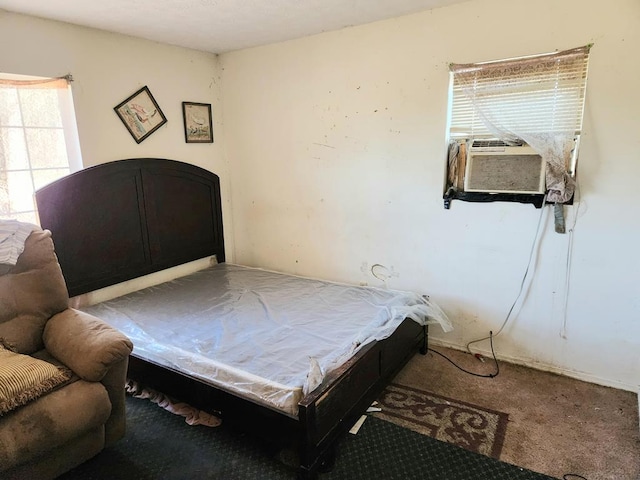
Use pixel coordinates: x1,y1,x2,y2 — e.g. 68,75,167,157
35,158,451,479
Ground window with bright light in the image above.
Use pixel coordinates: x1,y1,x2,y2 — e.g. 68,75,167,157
443,46,591,208
0,74,82,224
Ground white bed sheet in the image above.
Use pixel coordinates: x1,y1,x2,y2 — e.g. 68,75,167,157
82,263,451,417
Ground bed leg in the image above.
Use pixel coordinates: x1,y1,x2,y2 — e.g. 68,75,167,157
297,465,318,480
318,445,337,473
297,444,335,480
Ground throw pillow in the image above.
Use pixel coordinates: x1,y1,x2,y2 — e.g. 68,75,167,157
0,345,72,415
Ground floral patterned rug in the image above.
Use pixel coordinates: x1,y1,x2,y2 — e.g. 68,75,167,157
374,382,509,459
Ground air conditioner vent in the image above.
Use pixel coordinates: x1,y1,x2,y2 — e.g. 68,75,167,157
464,144,545,194
471,139,525,148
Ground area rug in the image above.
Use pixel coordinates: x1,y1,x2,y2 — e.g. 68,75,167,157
375,382,508,459
59,396,553,480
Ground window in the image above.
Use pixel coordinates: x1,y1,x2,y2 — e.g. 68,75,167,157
0,74,82,223
443,46,591,209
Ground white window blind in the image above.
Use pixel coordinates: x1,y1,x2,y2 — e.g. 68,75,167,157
449,46,591,140
0,74,81,224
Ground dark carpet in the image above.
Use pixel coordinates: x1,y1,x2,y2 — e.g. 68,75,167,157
60,396,556,480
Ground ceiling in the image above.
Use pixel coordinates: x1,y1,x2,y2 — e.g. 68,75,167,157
0,0,469,54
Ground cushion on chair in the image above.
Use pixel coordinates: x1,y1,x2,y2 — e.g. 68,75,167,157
0,230,69,354
0,345,72,416
44,309,133,382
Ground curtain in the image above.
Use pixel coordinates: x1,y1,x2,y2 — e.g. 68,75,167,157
450,46,590,203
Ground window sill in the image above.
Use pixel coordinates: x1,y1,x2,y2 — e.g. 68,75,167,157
443,189,546,209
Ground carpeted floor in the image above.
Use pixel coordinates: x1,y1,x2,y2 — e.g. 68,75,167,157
58,345,640,479
60,395,555,480
394,346,640,480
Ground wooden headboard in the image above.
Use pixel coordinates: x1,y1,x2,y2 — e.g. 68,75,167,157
36,158,225,297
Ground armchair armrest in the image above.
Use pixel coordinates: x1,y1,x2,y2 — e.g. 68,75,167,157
43,308,133,382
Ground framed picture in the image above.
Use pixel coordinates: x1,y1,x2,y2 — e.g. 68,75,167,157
114,86,167,143
182,102,213,143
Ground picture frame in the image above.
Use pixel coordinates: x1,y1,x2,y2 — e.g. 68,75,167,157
114,86,167,143
182,102,213,143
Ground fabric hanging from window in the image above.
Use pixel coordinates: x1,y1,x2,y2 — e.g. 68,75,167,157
449,46,591,203
0,75,71,89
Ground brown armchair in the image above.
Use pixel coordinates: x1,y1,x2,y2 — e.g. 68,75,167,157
0,229,133,479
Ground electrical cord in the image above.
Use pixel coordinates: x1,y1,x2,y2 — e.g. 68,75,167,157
429,331,499,378
466,203,548,354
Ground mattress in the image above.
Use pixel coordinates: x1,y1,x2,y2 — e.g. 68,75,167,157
82,263,451,416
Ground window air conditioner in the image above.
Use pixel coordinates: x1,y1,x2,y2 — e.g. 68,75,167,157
464,140,545,194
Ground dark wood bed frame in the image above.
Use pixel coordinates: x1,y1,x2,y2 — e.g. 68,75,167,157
36,158,427,479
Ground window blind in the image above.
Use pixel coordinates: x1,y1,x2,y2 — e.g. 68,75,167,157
449,46,591,140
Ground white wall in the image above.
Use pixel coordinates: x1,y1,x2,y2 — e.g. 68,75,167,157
221,0,640,390
0,10,234,253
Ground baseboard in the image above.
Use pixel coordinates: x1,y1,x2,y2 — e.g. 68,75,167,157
429,338,638,393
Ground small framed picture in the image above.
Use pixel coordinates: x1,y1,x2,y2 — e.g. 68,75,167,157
114,86,167,143
182,102,213,143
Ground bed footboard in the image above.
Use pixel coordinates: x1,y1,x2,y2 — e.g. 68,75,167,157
296,319,426,479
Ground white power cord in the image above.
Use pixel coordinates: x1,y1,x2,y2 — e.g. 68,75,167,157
467,203,549,353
